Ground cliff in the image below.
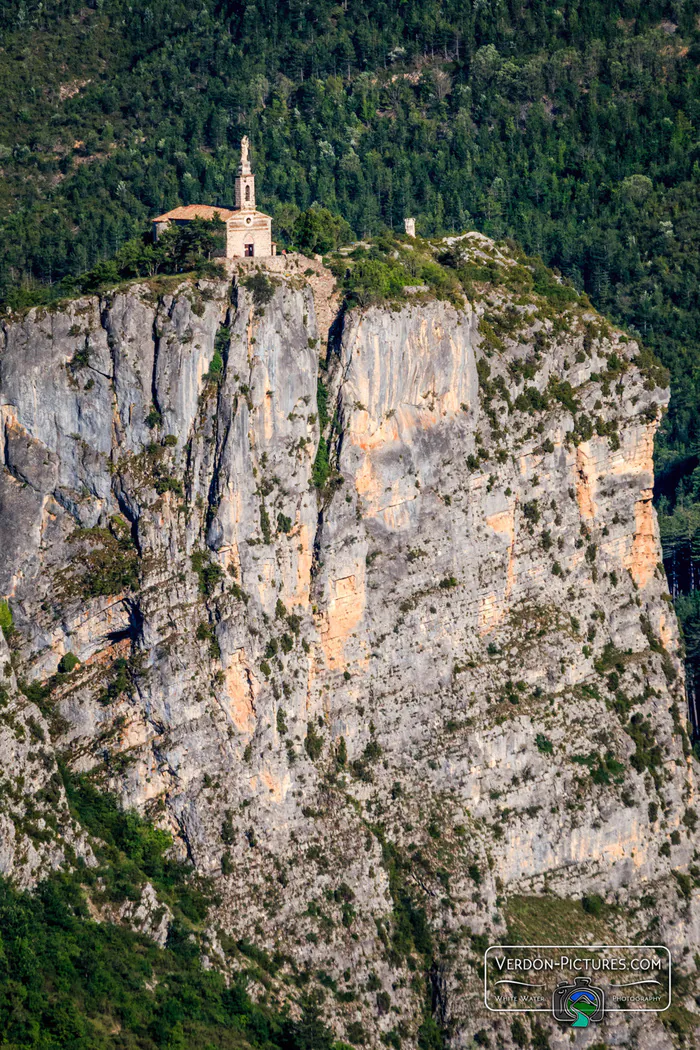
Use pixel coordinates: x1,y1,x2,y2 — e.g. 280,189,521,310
1,240,698,1047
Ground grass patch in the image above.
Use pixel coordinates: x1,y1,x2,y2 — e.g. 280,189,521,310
504,894,614,945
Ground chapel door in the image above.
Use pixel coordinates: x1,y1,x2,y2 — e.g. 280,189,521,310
245,243,254,257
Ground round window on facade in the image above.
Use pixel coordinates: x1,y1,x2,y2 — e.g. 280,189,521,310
245,216,252,226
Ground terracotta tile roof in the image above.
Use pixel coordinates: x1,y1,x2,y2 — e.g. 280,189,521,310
151,204,237,222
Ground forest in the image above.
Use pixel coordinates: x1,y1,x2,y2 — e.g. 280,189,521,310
1,2,700,675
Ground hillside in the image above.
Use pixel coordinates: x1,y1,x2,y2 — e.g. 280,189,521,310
2,1,700,690
0,238,697,1046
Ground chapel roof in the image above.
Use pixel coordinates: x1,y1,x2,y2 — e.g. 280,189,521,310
151,204,271,222
151,204,237,222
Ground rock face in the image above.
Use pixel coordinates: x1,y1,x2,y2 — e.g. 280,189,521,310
1,242,698,1047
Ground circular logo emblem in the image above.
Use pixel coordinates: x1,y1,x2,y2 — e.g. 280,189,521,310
566,987,600,1027
552,977,605,1029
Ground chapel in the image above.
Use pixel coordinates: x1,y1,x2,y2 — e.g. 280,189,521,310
151,137,275,259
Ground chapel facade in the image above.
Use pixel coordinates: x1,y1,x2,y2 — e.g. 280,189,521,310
151,137,275,259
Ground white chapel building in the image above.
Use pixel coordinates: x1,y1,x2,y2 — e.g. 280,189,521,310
151,137,275,259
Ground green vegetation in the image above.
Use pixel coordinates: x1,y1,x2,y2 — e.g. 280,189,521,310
572,750,625,786
0,599,13,641
505,894,613,945
627,713,664,786
0,767,339,1050
293,207,352,256
62,769,205,914
277,512,292,535
63,519,139,599
2,217,226,311
304,722,324,761
191,549,224,597
372,831,446,1050
311,437,331,491
99,656,132,706
241,271,277,308
206,324,229,381
57,652,79,674
327,236,462,309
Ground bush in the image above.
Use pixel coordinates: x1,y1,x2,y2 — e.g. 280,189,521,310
523,500,540,524
548,376,579,413
206,349,224,381
683,807,698,832
241,271,277,307
68,521,138,598
312,436,331,489
514,386,549,413
294,206,353,255
417,1016,444,1050
154,474,183,496
344,258,409,307
511,1019,528,1048
581,893,604,917
145,406,162,428
277,512,292,534
305,723,324,760
191,550,223,596
58,652,79,674
0,599,13,640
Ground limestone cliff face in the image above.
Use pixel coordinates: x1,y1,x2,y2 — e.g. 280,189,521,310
1,243,698,1047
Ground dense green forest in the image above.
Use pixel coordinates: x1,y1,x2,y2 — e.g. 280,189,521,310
1,1,700,684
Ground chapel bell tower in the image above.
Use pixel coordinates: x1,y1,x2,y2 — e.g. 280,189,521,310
235,135,256,211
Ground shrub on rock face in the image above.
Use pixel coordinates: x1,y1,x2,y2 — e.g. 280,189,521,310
64,521,139,599
305,723,324,760
511,1019,528,1048
58,652,79,674
241,271,277,307
205,349,224,382
523,500,540,524
582,893,604,917
312,437,331,489
0,600,13,640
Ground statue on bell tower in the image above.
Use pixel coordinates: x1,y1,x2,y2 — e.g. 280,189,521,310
235,136,255,211
239,135,251,175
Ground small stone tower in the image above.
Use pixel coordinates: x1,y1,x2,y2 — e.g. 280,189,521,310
404,217,416,238
235,136,256,211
